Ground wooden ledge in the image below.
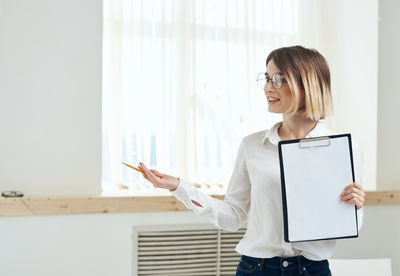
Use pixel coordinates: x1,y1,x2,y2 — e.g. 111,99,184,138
0,191,398,217
0,194,225,216
364,190,400,205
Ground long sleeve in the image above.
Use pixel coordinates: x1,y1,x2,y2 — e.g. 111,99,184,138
353,142,364,231
171,140,251,231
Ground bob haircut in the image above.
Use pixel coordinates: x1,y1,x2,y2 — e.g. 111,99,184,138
266,46,333,121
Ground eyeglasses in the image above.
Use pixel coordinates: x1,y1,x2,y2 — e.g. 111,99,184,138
256,72,286,89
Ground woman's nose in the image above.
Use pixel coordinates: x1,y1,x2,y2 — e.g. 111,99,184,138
264,81,274,92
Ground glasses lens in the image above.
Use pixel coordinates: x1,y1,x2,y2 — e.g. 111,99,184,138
272,73,283,89
256,73,266,89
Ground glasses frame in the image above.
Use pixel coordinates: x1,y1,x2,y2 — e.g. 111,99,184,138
256,72,286,89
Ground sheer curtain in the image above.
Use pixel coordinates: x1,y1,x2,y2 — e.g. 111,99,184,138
102,0,319,193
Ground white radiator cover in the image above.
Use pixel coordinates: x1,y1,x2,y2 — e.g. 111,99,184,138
132,225,246,276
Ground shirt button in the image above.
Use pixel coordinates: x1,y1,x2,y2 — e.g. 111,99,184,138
282,261,289,267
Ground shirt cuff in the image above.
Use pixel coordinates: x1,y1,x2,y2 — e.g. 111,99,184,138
170,179,210,215
170,178,188,198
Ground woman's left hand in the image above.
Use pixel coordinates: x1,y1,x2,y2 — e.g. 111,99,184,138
340,182,366,210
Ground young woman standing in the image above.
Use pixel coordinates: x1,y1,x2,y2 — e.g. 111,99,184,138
138,46,366,276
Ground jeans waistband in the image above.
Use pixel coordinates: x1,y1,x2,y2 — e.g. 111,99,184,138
241,255,327,273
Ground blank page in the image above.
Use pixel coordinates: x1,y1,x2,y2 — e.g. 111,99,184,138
279,135,358,242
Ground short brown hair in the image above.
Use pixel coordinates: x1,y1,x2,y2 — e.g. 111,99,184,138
266,46,333,120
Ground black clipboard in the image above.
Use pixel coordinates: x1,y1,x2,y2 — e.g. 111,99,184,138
278,134,358,243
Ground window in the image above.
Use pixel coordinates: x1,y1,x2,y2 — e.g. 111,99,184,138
102,0,318,193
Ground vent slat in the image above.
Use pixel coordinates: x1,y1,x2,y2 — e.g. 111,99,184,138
220,238,242,242
138,267,217,274
139,262,217,270
139,253,218,261
139,258,217,265
139,244,218,251
221,234,245,238
139,249,218,255
139,240,217,246
139,272,216,276
139,230,217,236
139,235,217,241
220,252,240,257
221,249,239,253
220,261,241,266
221,267,239,271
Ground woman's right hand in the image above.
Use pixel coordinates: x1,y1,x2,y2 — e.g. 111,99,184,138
138,162,180,191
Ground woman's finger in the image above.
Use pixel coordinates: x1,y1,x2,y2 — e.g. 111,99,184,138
139,162,151,175
341,188,364,200
345,197,363,210
342,192,364,203
341,187,365,209
342,183,365,198
150,169,163,178
138,163,178,190
341,185,365,197
351,182,366,197
139,162,160,185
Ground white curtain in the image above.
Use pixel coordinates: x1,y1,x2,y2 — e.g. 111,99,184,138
102,0,322,192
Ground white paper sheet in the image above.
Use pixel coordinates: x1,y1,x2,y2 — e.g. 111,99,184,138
279,134,358,242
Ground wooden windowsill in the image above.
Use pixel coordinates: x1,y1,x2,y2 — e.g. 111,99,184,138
0,191,399,217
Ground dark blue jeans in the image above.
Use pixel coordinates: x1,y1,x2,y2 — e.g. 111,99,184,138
235,255,331,276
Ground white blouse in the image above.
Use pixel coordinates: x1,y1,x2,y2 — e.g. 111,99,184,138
171,121,364,261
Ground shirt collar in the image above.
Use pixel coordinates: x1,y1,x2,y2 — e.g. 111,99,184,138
261,121,331,146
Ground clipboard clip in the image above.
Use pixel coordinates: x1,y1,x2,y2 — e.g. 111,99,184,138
299,136,330,148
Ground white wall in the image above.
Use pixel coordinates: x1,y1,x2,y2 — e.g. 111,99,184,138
322,0,379,191
377,0,400,190
0,0,102,195
0,206,398,276
333,205,400,274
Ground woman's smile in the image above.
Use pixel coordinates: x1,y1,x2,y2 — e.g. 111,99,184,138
267,96,281,103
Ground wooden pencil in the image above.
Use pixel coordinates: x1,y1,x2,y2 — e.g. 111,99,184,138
121,162,144,174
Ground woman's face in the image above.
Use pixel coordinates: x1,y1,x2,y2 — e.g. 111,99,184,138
264,59,293,114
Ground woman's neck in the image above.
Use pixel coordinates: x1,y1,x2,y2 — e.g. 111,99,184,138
278,114,318,140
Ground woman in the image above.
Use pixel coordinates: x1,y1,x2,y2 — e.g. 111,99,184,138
138,46,366,276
